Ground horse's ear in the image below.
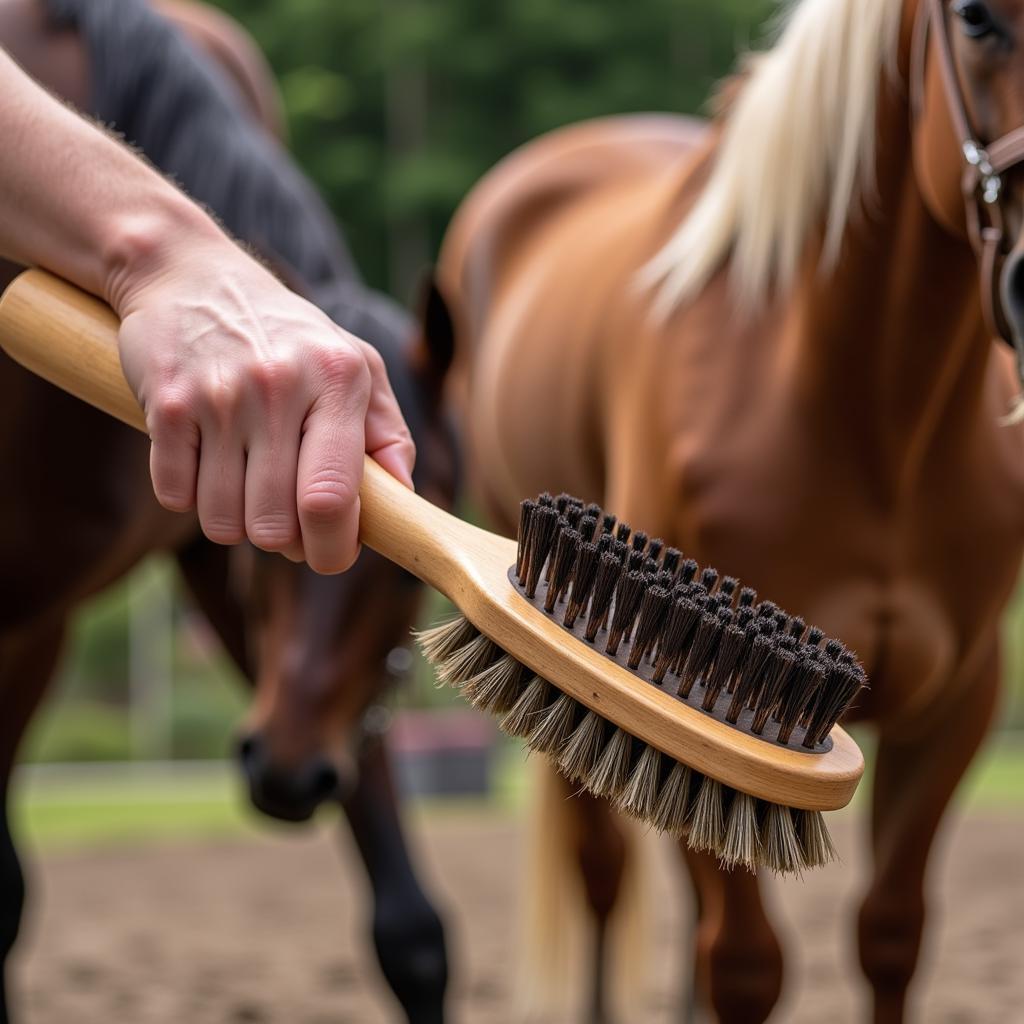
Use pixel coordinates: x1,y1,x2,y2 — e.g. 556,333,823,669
409,267,455,401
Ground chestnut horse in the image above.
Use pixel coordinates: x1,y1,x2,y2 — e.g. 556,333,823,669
0,1,455,1021
434,0,1024,1020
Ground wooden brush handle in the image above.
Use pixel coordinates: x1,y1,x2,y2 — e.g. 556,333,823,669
0,268,463,582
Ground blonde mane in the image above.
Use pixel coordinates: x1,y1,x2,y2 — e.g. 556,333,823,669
644,0,903,316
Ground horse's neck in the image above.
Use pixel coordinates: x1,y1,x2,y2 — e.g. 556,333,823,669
790,77,996,485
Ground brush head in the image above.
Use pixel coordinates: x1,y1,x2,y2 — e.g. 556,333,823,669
416,495,866,874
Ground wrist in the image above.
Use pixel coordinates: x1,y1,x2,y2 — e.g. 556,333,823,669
100,192,227,316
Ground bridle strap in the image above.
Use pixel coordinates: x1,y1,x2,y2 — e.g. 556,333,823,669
913,0,1024,364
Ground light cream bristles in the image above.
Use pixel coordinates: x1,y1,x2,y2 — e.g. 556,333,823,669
652,762,692,835
464,655,530,714
763,803,802,875
620,746,662,820
721,791,759,871
688,777,726,854
528,694,580,754
795,809,837,868
501,676,552,738
557,711,606,781
414,616,479,667
434,633,501,686
416,599,843,873
586,729,633,800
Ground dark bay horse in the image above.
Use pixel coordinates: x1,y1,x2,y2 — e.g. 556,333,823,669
0,1,456,1021
434,0,1024,1020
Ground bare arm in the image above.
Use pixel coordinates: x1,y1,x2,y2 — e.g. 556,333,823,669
0,47,414,573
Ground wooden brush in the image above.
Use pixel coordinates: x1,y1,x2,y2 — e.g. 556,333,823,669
0,268,865,873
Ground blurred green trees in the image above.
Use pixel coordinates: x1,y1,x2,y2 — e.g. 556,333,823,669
213,0,771,297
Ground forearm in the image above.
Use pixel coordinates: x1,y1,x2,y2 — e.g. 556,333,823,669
0,47,225,312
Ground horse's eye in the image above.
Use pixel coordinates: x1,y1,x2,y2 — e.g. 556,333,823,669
953,0,996,39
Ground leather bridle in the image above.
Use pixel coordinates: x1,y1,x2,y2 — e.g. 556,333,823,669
913,0,1024,375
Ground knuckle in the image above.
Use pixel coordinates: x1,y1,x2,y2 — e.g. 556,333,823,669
199,378,243,425
250,359,299,403
298,475,357,526
362,345,387,381
147,392,193,438
315,345,369,391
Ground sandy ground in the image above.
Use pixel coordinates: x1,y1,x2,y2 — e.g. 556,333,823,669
9,808,1024,1023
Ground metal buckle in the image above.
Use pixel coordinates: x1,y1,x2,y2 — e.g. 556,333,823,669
964,140,1002,204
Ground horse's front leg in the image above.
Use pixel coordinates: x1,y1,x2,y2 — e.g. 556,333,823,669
567,784,630,1024
341,731,448,1024
678,846,783,1024
0,618,67,1024
858,644,999,1024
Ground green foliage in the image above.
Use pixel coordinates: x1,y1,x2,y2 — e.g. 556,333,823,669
212,0,772,295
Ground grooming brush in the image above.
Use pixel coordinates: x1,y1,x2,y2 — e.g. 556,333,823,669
0,269,865,873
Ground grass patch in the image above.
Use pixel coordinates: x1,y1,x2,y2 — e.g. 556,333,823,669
10,733,1023,854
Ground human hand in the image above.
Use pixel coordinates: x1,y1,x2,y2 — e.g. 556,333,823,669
110,231,415,574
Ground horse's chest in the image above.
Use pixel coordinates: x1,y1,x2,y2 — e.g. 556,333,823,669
669,427,1023,720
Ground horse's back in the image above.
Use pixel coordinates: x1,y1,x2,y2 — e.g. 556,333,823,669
440,113,704,335
438,114,707,522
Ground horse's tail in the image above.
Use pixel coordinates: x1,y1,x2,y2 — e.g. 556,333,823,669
515,758,652,1022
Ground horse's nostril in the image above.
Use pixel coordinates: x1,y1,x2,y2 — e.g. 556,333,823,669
310,760,339,801
236,733,259,766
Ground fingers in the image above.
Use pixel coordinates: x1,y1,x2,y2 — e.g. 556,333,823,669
195,416,248,545
130,295,416,575
360,343,416,489
243,363,304,561
147,392,200,512
295,348,371,574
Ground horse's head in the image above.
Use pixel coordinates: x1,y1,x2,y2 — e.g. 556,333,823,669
913,0,1024,362
236,282,457,821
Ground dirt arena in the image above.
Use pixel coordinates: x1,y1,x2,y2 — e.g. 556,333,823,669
11,807,1023,1023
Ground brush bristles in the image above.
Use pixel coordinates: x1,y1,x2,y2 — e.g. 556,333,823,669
419,615,841,872
689,776,726,854
587,728,633,799
558,711,606,781
652,762,692,835
794,809,837,868
762,803,803,875
528,693,579,754
415,487,865,873
434,634,501,687
723,792,759,871
501,676,552,738
414,617,480,668
464,655,530,714
620,745,662,820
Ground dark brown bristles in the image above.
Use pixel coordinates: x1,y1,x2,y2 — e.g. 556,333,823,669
523,506,557,597
701,620,746,711
651,594,703,683
563,541,600,628
543,527,580,613
606,570,647,655
584,552,622,643
415,492,868,874
627,586,671,670
677,609,725,698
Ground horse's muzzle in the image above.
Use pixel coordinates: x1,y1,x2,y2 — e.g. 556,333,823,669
235,732,346,822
